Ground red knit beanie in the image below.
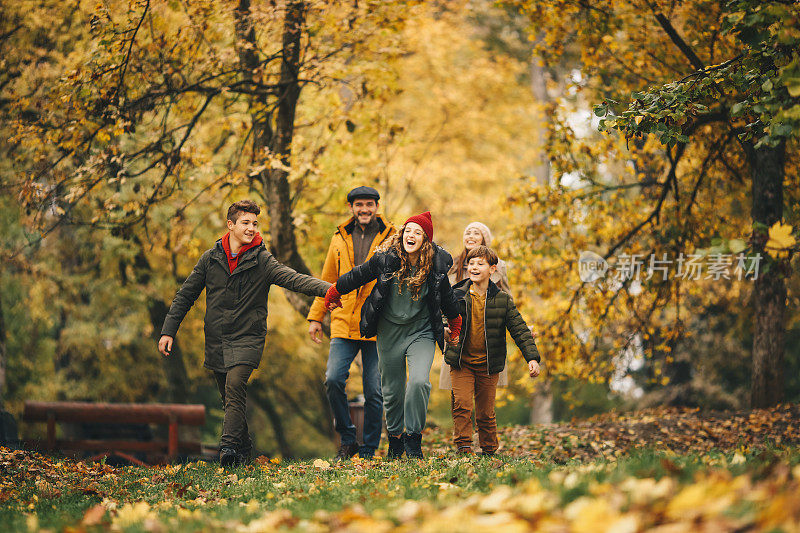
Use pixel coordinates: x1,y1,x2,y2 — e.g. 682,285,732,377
404,211,433,242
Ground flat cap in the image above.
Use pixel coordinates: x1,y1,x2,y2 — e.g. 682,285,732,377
347,186,380,203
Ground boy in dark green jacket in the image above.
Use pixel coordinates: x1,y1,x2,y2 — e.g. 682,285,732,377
158,200,330,467
443,246,541,455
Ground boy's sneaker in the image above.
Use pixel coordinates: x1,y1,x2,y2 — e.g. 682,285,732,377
387,434,405,460
403,432,423,459
457,446,473,455
480,450,496,457
334,442,359,462
220,447,239,468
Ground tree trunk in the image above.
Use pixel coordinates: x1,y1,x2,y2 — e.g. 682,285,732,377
237,0,314,318
529,381,553,424
148,299,191,403
263,0,308,273
530,51,551,187
0,290,6,408
131,244,191,403
529,49,554,424
251,387,294,459
749,141,786,408
315,380,336,439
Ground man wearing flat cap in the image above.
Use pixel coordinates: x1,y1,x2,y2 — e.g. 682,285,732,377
307,186,395,460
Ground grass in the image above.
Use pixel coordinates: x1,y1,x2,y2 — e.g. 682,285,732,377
5,405,800,531
4,445,800,531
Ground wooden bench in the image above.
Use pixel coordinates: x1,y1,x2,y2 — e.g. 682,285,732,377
22,401,205,465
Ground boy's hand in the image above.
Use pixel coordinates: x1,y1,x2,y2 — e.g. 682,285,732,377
158,335,173,357
529,325,538,338
308,321,323,344
528,360,540,378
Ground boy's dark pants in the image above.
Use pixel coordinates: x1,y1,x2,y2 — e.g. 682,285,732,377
213,365,254,457
450,365,499,453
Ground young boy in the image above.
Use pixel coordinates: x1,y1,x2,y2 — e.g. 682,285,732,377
158,200,330,467
444,245,541,455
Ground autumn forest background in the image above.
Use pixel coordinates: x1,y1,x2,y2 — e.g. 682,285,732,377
1,0,799,463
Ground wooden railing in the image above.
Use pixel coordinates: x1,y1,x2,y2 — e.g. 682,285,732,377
22,401,206,465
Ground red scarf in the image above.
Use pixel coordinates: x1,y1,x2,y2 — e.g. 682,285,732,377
221,232,263,273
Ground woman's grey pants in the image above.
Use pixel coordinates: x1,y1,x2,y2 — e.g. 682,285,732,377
376,316,436,435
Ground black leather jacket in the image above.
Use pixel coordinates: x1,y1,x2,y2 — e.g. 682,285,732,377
335,244,460,350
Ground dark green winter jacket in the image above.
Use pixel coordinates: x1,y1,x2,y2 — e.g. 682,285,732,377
161,240,330,371
444,279,540,374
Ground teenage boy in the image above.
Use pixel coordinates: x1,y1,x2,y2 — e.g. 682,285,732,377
307,186,395,460
158,200,331,467
444,245,541,455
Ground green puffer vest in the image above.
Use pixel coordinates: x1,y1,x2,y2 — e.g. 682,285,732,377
444,279,540,374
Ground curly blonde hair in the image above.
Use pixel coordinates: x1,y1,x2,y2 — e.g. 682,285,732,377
378,223,434,299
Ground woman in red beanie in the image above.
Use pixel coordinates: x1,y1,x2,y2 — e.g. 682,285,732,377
324,212,462,459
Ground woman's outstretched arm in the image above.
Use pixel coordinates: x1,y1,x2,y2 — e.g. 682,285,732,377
336,252,385,294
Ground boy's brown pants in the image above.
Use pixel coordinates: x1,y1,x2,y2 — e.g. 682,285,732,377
450,364,500,453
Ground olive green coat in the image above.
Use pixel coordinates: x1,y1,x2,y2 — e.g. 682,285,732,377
443,279,540,374
161,240,330,371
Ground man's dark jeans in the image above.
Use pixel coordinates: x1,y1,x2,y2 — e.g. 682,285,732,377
325,338,383,453
214,365,254,458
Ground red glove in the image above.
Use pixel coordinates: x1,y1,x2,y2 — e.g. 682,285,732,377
324,284,342,310
447,315,462,342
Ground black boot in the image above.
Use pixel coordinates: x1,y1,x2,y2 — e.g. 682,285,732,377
403,432,423,459
220,447,239,468
387,434,405,460
358,446,376,460
237,449,252,465
334,442,359,462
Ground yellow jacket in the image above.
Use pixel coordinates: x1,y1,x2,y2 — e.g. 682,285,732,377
307,214,395,340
